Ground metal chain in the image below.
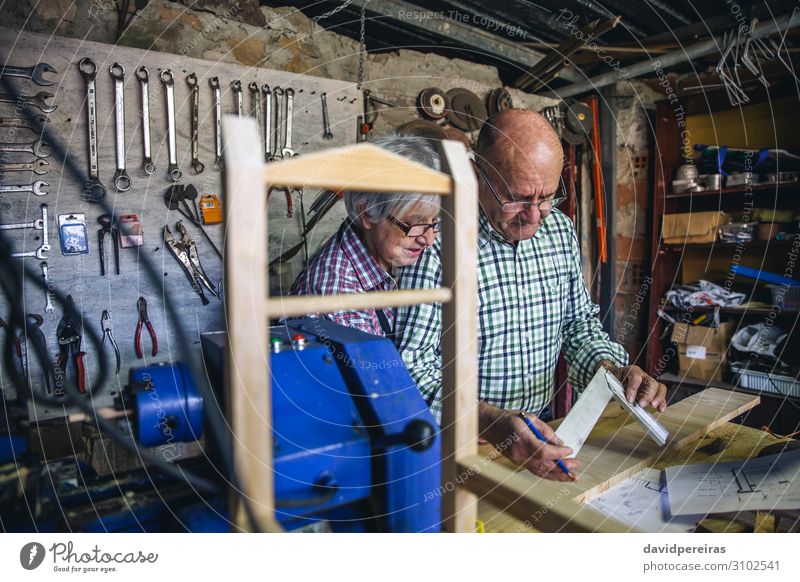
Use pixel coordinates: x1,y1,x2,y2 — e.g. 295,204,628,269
312,0,354,23
357,0,367,89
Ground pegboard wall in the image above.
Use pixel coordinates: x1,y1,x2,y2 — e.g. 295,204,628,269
0,28,362,420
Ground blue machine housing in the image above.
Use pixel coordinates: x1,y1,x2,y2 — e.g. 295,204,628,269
269,318,441,532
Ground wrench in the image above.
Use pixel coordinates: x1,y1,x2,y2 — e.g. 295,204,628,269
136,66,156,175
0,180,48,196
249,81,263,160
41,261,54,313
321,92,333,140
262,84,273,161
78,58,107,202
231,80,243,116
0,139,50,158
0,114,49,133
0,63,58,86
0,91,57,113
160,70,182,182
273,87,284,160
1,203,50,259
186,73,204,174
109,63,131,192
0,159,48,174
209,77,223,170
281,87,296,158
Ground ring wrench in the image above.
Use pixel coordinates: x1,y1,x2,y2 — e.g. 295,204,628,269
0,63,58,86
209,77,223,170
78,58,107,202
231,80,243,116
136,66,156,175
0,180,48,196
273,87,284,160
248,82,263,159
281,87,296,158
186,73,204,174
0,203,50,259
0,114,48,133
0,139,50,158
160,70,182,182
41,261,54,313
0,159,48,174
109,63,132,192
262,84,273,161
0,91,57,113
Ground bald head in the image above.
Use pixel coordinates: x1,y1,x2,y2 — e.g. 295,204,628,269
475,109,564,179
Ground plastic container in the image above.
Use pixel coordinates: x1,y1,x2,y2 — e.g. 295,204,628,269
718,222,756,243
731,365,800,397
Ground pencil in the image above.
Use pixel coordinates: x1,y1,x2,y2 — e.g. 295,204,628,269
518,411,576,481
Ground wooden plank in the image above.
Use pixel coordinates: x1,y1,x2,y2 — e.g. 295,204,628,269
569,388,759,503
458,455,632,532
438,140,480,533
223,115,281,532
264,143,453,193
266,288,452,318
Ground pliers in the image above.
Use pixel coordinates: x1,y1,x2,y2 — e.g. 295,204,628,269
54,295,87,395
21,314,53,395
134,297,158,359
101,310,121,374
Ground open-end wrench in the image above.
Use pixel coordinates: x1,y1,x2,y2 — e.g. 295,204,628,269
248,82,263,159
0,91,57,113
321,92,333,140
0,139,50,158
0,115,48,133
0,180,48,196
41,261,54,313
262,84,273,161
186,73,204,174
231,80,243,116
136,66,156,175
109,63,132,192
78,58,107,202
0,63,58,86
2,203,50,259
0,159,48,174
281,87,296,158
209,77,223,170
160,69,182,182
273,87,284,160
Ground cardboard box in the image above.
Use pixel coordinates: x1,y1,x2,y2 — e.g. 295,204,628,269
671,321,734,382
662,211,730,244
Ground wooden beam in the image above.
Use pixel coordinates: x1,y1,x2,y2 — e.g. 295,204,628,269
264,143,452,194
438,140,480,532
223,115,281,532
266,289,451,319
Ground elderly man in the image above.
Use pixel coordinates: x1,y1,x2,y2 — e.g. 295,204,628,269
394,109,666,481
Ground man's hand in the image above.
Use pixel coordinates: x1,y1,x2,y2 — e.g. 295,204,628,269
601,362,667,412
478,402,579,481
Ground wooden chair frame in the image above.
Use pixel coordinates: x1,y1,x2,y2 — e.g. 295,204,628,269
221,115,629,533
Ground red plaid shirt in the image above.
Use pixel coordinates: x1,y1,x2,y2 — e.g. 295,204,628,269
290,222,397,336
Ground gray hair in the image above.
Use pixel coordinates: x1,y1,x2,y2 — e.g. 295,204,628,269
345,134,442,226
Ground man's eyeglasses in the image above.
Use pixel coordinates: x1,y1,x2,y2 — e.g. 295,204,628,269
476,163,566,214
386,215,442,238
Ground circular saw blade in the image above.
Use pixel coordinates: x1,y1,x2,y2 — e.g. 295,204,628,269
487,87,514,115
445,88,487,132
417,87,448,120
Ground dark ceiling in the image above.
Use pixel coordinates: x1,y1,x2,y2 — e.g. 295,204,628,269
263,0,799,91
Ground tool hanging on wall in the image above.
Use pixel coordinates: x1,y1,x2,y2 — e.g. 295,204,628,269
486,87,514,115
209,76,223,170
417,87,447,120
77,58,106,202
100,310,121,375
134,297,158,359
0,139,51,159
136,66,156,175
164,221,220,305
0,114,49,133
186,72,204,174
21,313,52,396
160,69,182,182
321,92,333,140
97,214,120,276
445,88,487,132
0,203,50,259
54,295,87,396
587,95,607,264
40,261,54,314
109,62,132,191
0,62,58,86
0,91,56,113
0,180,48,197
358,90,393,142
164,184,222,259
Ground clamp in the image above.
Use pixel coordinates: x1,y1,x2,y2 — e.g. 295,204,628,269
54,295,87,395
164,221,220,305
101,310,121,374
134,297,158,359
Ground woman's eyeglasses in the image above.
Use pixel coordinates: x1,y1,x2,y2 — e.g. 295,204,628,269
386,215,442,238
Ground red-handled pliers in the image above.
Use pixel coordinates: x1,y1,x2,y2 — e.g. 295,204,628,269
54,295,87,395
134,297,158,359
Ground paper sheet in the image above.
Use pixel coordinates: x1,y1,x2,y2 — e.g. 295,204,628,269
587,468,700,533
666,449,800,516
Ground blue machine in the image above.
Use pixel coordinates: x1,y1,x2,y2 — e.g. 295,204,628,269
199,318,441,533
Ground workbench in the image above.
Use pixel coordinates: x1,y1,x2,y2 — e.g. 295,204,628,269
478,401,797,533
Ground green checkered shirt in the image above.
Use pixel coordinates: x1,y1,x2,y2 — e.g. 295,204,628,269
394,209,628,422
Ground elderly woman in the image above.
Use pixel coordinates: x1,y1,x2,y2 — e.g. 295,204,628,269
290,135,441,337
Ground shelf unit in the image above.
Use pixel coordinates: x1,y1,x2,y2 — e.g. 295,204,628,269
646,100,800,435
